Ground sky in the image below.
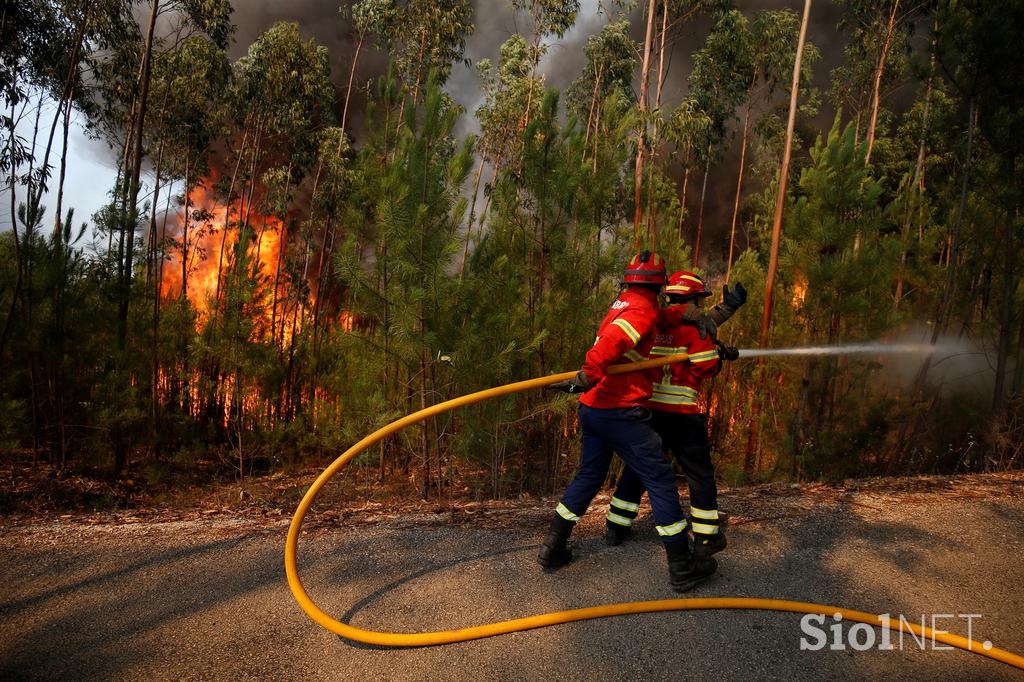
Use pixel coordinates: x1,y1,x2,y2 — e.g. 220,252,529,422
2,0,848,244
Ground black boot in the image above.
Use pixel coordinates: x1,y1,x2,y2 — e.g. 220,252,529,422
693,531,727,559
604,522,631,546
691,511,728,558
665,539,717,593
538,515,574,568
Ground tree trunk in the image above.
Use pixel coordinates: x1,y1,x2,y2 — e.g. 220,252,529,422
43,0,91,244
120,0,160,353
895,95,976,461
693,143,711,268
583,59,604,152
894,49,934,310
181,150,191,304
341,33,365,134
1,101,21,359
523,31,542,131
633,0,658,244
459,154,487,278
50,96,74,467
214,127,249,312
726,106,751,282
676,162,690,239
411,24,428,107
654,0,670,109
270,161,293,350
864,0,900,166
1013,311,1024,397
747,0,811,478
992,155,1017,413
759,0,811,351
930,96,975,347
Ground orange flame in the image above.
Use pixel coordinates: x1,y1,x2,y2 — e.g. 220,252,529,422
791,273,808,308
159,174,313,345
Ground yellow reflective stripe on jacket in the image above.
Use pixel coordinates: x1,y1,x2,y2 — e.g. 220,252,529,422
555,503,580,522
606,511,634,527
656,519,688,536
649,393,698,406
691,521,719,535
649,345,688,356
611,318,641,344
690,506,719,520
623,349,645,363
610,496,640,513
652,382,698,396
689,350,719,363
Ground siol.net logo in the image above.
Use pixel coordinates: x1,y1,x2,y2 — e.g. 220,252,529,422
800,613,991,652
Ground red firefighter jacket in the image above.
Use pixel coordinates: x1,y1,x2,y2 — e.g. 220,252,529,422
643,305,721,414
578,286,660,409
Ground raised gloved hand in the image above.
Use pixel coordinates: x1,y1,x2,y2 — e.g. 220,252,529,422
547,370,597,394
695,313,718,340
723,282,747,310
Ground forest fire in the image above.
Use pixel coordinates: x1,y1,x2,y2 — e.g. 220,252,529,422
791,274,808,308
158,176,308,345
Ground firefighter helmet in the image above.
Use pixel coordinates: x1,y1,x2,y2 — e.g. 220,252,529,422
664,271,712,299
623,250,667,286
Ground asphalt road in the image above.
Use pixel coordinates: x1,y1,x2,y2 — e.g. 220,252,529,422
2,491,1023,681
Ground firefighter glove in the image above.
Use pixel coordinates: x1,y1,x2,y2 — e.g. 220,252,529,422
723,282,747,310
547,370,597,394
716,343,739,362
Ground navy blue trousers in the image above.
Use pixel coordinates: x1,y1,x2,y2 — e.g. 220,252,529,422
611,411,721,536
556,404,686,543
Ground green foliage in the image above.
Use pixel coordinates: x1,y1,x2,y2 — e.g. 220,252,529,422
2,0,1021,501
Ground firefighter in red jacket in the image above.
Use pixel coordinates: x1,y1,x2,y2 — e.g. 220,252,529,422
604,271,742,565
540,252,717,592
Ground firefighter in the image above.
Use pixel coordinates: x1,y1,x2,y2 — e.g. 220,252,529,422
540,252,717,592
604,271,744,565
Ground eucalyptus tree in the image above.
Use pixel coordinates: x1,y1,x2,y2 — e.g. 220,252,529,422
830,0,928,162
566,20,636,161
460,35,537,274
686,8,754,266
747,0,812,479
511,0,579,129
226,23,333,435
725,8,820,280
662,97,710,241
633,0,727,244
931,0,1024,418
341,0,398,134
118,0,233,357
390,0,474,107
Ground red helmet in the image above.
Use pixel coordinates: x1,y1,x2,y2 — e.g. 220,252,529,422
664,271,711,298
623,250,667,286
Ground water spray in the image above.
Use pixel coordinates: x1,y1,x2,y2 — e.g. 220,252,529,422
737,343,939,359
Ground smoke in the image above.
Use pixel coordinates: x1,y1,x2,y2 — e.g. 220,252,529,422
880,331,1005,400
27,1,908,256
738,330,1006,400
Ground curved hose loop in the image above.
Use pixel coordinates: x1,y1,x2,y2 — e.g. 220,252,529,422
285,357,1024,669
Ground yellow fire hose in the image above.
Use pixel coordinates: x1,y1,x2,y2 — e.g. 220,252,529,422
285,355,1024,670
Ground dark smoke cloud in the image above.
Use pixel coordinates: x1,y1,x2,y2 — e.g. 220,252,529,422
74,0,912,263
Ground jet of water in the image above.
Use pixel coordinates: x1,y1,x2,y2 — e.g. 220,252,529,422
738,343,939,359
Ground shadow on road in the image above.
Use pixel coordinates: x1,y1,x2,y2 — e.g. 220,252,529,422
337,543,537,650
